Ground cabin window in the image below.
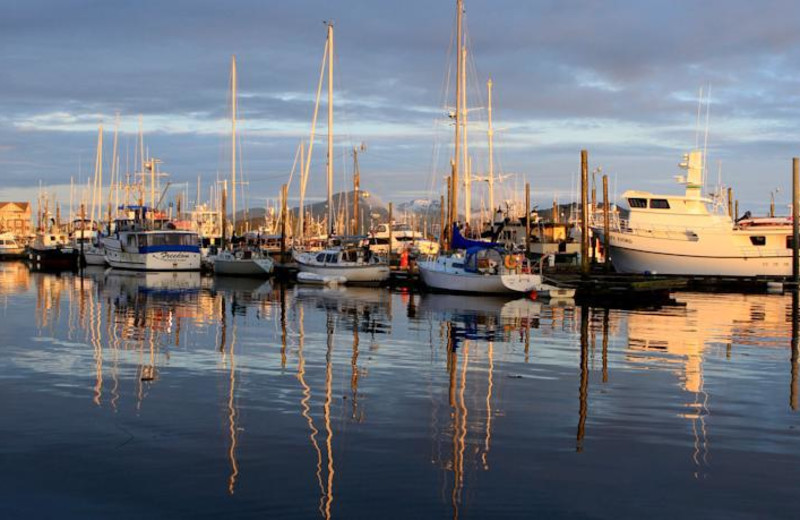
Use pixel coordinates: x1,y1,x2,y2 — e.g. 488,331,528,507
787,236,794,249
750,236,766,246
649,199,670,209
628,198,648,208
316,253,326,263
327,254,338,264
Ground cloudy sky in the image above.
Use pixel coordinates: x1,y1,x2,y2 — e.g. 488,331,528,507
2,0,799,215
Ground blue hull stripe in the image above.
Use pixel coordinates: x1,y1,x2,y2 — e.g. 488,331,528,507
138,245,200,254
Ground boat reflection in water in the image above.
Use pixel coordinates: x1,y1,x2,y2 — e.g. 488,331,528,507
7,268,799,518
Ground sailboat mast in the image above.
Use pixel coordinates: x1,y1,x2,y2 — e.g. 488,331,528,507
231,55,238,234
109,114,120,215
92,125,104,225
487,78,494,215
462,46,470,226
452,0,463,229
327,23,334,237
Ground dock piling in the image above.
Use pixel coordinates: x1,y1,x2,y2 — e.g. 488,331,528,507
602,175,610,272
580,150,589,276
793,158,799,284
525,182,530,256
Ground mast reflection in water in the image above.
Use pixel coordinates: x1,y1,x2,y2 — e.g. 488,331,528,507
0,262,799,519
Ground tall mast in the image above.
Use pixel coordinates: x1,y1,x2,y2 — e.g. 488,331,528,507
452,0,463,229
92,125,104,225
231,55,238,234
461,45,469,226
109,114,120,215
326,22,334,237
487,78,494,215
353,146,361,235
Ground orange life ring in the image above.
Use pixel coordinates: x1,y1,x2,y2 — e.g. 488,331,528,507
504,254,518,270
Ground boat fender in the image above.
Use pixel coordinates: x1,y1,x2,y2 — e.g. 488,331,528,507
529,290,538,301
504,254,518,270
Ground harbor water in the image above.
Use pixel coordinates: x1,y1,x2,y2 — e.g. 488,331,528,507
0,262,798,518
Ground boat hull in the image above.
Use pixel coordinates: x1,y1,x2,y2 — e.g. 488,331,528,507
418,261,542,294
82,247,108,266
104,243,201,271
214,257,274,277
602,229,792,277
0,247,26,260
27,247,79,271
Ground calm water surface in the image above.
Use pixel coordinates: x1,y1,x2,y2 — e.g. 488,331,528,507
1,262,798,519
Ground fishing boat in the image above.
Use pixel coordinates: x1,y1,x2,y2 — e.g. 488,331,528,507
0,231,25,259
28,228,79,270
293,245,389,284
594,149,794,277
102,209,201,271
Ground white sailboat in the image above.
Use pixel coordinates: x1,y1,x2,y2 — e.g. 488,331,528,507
594,149,794,277
213,56,275,277
293,23,390,284
418,0,571,297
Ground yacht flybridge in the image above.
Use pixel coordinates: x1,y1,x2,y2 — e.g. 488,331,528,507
594,150,793,277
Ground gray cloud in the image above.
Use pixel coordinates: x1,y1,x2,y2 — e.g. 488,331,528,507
1,0,799,215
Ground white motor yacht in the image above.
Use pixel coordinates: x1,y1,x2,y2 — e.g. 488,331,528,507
594,150,794,277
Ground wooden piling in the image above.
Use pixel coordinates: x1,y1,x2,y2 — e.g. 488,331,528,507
449,159,457,245
388,202,393,264
525,182,531,256
793,158,799,284
280,183,287,263
727,187,733,217
580,150,590,275
79,203,86,273
735,200,739,221
439,194,446,251
603,175,610,271
221,180,228,251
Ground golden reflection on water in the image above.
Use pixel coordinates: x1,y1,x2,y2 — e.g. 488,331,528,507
14,263,800,516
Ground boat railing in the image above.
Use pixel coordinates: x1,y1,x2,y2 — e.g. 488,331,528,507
737,246,792,258
602,218,700,241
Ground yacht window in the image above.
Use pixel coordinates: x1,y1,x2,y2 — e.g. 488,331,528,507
316,253,326,263
787,236,794,249
750,236,766,246
649,199,670,209
628,198,648,208
327,254,338,264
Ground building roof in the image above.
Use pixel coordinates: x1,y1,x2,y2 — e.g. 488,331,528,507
0,202,31,212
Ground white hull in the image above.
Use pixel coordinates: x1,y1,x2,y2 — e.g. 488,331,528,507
293,248,390,283
602,229,792,277
83,247,108,266
104,243,200,271
418,260,543,294
296,262,390,283
214,257,274,277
